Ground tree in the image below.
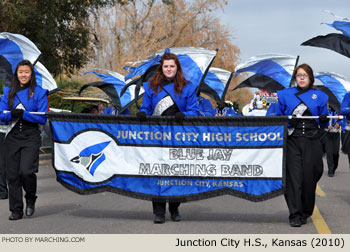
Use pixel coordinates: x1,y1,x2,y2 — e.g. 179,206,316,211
0,0,116,76
86,0,252,106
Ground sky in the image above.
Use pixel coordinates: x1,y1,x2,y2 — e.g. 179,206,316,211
215,0,350,79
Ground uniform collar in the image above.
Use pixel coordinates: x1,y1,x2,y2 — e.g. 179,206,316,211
18,85,29,92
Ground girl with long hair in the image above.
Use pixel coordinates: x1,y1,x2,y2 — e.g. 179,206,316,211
138,53,200,223
0,60,48,220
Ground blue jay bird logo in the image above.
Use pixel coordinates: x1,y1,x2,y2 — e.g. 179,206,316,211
70,141,111,176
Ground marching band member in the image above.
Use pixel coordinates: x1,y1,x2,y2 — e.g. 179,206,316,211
324,106,344,177
0,105,7,200
266,102,278,116
340,92,350,168
137,53,200,223
0,60,48,220
273,64,329,227
216,101,241,117
198,96,216,116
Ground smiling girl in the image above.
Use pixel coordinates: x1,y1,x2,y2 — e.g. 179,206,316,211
0,60,48,220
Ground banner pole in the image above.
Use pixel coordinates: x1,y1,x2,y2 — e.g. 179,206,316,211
287,115,343,120
3,110,47,115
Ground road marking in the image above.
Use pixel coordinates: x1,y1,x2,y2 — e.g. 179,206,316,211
316,184,326,197
312,185,330,233
311,205,332,234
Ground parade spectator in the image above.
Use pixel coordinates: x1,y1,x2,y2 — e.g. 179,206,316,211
0,60,48,220
245,100,267,116
138,52,200,224
273,64,329,227
90,105,99,114
81,107,90,113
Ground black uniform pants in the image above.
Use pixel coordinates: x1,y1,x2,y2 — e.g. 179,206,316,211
325,132,340,175
285,136,323,220
0,133,8,197
5,130,41,214
152,201,180,216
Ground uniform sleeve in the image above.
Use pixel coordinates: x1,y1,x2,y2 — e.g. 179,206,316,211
22,88,48,124
340,93,350,116
317,93,329,128
199,98,216,116
183,84,201,116
103,107,112,114
266,103,278,116
139,83,153,115
121,108,130,115
339,117,347,128
273,91,286,116
0,87,12,122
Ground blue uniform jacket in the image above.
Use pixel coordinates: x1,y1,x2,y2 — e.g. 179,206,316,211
140,81,201,116
0,86,48,125
274,87,328,126
0,95,3,125
327,108,346,129
198,96,215,116
340,92,350,119
221,107,242,117
103,106,130,115
266,103,278,116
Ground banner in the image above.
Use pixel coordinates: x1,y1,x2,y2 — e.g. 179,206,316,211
49,114,288,202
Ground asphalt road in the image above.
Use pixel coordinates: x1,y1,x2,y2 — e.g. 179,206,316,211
0,153,349,234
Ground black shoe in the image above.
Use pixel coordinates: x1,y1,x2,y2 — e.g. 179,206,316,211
289,217,301,227
154,215,165,224
0,194,8,200
25,204,35,217
300,217,307,225
328,173,334,177
170,211,182,222
9,212,23,221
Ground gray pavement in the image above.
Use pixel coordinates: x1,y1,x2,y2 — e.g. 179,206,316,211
0,153,349,234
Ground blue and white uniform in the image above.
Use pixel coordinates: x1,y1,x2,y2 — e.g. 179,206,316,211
0,94,7,199
266,103,278,116
197,96,215,116
224,107,242,117
340,92,350,166
103,106,130,115
324,108,344,176
140,81,200,116
0,86,48,125
0,85,48,216
274,86,328,223
340,92,350,118
140,80,200,219
275,87,328,126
